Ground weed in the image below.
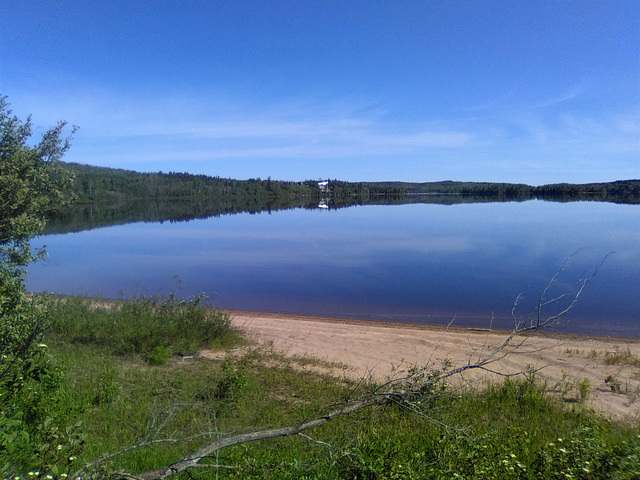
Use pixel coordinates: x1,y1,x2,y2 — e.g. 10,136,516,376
95,364,119,406
604,347,640,367
47,295,240,359
215,357,249,401
627,386,640,404
605,375,622,393
554,370,575,401
578,378,592,403
587,349,599,360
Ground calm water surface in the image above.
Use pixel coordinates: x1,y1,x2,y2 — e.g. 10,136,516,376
27,201,639,337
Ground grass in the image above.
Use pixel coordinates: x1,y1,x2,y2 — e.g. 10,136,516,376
51,346,640,479
6,296,640,479
604,348,640,368
45,294,240,359
565,346,640,368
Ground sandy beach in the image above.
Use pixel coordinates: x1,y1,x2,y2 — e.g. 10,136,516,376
218,310,640,420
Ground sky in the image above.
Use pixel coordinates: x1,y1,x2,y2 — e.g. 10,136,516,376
1,1,639,184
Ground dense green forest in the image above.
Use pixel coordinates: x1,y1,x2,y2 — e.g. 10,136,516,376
60,162,322,204
43,162,639,234
60,161,640,206
329,179,640,203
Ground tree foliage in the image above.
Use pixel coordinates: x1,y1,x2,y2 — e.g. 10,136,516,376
0,96,77,474
0,99,74,247
54,163,640,225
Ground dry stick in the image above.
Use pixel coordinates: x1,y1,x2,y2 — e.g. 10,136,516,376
134,397,382,480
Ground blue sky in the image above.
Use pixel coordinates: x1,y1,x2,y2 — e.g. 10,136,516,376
2,1,639,184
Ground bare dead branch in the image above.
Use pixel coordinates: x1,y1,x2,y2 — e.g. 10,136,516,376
131,397,383,480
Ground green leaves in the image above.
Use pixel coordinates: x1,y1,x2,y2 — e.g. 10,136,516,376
0,96,75,247
0,96,78,476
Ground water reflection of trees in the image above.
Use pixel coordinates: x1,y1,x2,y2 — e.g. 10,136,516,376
43,197,319,234
45,185,639,235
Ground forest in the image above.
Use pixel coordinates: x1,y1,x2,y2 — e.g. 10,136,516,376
61,162,322,204
61,161,640,206
41,162,639,234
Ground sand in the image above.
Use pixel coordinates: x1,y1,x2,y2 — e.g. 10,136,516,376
222,310,640,420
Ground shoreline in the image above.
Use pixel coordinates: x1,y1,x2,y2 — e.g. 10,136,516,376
31,293,639,341
31,294,640,418
223,308,640,344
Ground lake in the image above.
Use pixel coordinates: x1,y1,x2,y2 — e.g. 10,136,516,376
27,200,639,337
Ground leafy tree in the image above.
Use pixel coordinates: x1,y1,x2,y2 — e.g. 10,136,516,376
0,96,77,474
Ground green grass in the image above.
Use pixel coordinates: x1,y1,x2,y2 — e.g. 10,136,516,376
5,296,640,479
49,346,640,479
45,294,240,359
566,346,640,368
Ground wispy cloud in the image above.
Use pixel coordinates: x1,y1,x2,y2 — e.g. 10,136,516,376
26,89,478,163
9,84,639,183
534,82,587,109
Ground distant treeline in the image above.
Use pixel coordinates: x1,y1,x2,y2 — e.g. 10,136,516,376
331,179,640,204
534,180,640,202
60,162,321,204
59,162,640,205
43,163,639,234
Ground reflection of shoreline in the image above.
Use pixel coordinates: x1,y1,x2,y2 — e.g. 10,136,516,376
44,197,319,235
45,192,640,236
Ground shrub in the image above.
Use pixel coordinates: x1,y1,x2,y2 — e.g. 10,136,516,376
47,294,239,361
148,345,171,366
0,97,78,477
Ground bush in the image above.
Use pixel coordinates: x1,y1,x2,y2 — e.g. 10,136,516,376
148,345,172,366
0,97,77,477
47,294,238,361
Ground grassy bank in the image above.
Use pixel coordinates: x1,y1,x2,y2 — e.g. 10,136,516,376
5,296,640,479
